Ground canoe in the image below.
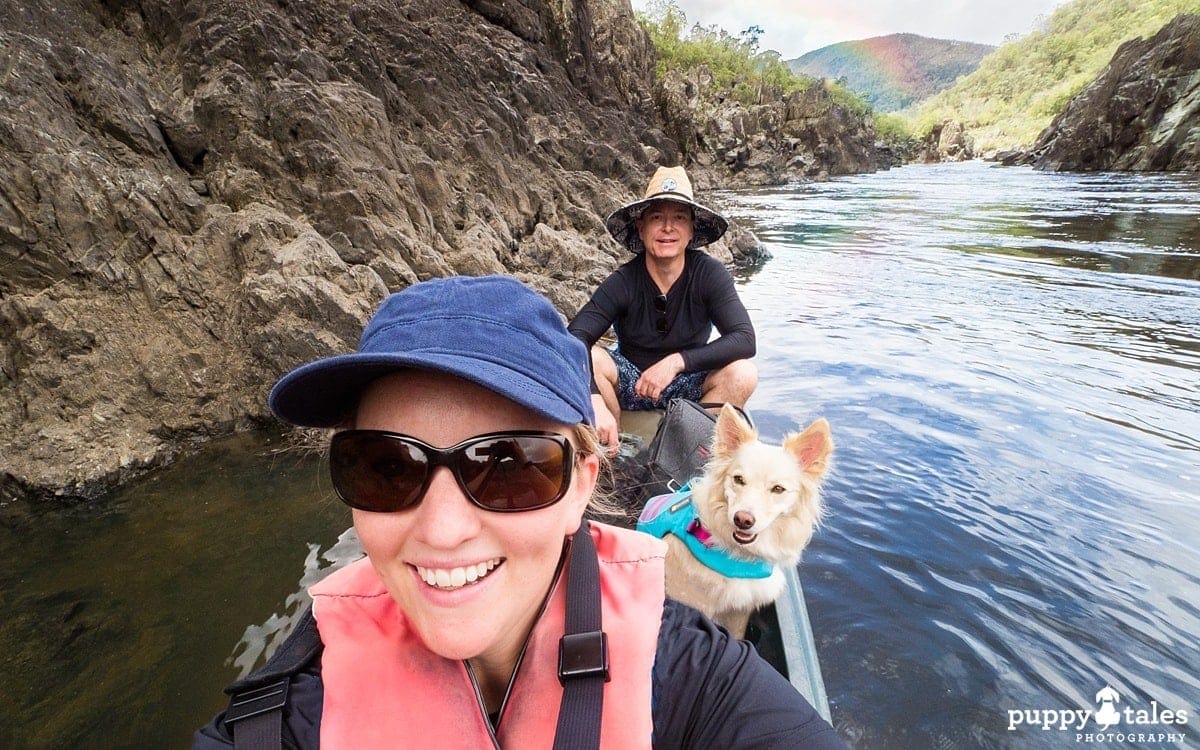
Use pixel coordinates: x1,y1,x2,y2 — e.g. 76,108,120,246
747,565,832,723
609,409,833,723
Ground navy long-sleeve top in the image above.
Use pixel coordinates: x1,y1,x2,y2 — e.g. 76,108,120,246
568,251,756,374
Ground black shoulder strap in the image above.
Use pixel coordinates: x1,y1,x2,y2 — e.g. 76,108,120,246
553,520,608,750
224,607,323,750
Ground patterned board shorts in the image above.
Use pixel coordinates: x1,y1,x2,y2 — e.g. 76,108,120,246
610,348,708,411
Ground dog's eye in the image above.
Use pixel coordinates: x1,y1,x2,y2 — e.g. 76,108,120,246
732,475,745,486
771,485,786,494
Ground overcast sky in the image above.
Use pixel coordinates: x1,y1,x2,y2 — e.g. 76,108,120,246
630,0,1073,58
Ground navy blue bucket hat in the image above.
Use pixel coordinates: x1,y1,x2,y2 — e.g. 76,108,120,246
269,275,595,428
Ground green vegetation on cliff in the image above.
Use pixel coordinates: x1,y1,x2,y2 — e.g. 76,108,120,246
636,0,869,113
914,0,1200,152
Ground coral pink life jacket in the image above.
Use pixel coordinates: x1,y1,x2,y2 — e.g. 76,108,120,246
309,522,667,749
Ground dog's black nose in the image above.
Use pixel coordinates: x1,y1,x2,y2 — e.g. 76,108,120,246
734,511,755,530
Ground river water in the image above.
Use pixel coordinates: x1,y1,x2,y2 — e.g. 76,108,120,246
2,162,1198,748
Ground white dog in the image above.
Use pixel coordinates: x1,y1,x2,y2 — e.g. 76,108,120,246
640,404,833,638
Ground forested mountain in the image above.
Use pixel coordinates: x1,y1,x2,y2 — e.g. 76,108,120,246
915,0,1200,152
788,34,993,112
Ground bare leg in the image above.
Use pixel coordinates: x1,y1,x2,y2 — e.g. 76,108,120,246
591,346,621,420
588,346,622,453
701,359,758,407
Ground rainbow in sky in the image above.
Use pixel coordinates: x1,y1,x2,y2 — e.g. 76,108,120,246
789,33,996,111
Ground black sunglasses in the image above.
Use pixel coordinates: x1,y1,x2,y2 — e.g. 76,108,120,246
329,430,576,513
654,294,669,334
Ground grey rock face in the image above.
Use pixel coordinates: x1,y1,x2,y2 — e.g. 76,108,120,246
0,0,654,501
0,0,848,501
915,120,975,163
654,67,884,187
1027,14,1200,172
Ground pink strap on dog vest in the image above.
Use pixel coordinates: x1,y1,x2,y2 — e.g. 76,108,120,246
686,517,715,546
310,523,667,749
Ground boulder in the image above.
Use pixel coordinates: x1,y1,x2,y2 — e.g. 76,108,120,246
915,119,975,163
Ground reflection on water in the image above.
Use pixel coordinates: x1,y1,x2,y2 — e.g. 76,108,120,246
3,162,1198,748
742,165,1200,282
0,432,351,748
226,526,364,679
1006,178,1200,277
720,162,1200,749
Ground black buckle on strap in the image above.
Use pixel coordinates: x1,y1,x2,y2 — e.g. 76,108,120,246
558,631,610,685
225,678,290,723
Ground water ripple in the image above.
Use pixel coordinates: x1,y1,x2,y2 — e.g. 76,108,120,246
732,162,1200,749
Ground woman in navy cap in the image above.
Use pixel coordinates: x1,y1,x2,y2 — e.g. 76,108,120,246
193,275,845,749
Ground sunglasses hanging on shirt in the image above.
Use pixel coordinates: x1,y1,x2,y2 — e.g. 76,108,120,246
654,294,669,334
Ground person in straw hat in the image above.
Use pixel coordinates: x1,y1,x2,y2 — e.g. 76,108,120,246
568,166,758,452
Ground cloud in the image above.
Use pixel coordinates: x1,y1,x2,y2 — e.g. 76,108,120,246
633,0,1068,57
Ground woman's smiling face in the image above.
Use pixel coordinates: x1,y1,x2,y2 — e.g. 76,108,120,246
350,370,596,675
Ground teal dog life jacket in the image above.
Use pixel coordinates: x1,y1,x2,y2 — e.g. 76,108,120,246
637,485,774,580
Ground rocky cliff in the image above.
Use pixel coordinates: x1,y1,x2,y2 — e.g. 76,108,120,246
0,0,866,503
915,119,975,163
1013,14,1200,172
655,67,882,187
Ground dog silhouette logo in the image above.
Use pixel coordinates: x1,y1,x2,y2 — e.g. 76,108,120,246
1095,686,1121,729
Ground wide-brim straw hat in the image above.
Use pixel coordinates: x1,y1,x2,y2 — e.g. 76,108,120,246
605,166,728,253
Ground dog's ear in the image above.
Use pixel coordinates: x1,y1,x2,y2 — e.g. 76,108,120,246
784,418,833,480
714,403,756,457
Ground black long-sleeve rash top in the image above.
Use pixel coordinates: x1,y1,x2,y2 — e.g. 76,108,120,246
568,250,756,376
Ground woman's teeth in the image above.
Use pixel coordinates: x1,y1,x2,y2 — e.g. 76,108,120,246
416,559,500,590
